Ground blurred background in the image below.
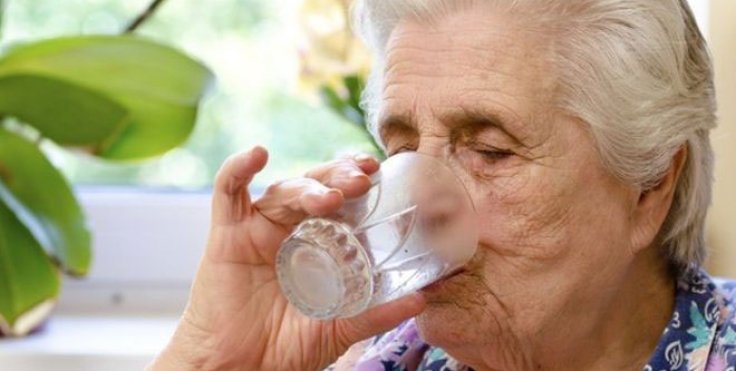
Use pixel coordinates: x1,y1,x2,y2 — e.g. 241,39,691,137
2,0,730,272
706,0,736,280
0,0,732,370
2,0,378,188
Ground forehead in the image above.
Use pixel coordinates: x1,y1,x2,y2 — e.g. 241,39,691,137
387,10,524,75
379,7,556,137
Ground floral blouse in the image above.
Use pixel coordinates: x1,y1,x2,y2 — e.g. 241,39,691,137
347,269,736,371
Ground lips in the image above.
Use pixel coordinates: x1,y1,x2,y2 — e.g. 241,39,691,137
421,268,467,293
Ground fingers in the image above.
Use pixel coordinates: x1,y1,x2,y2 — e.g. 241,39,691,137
333,293,426,348
253,153,380,226
350,154,381,175
254,178,345,226
211,146,268,225
304,154,380,198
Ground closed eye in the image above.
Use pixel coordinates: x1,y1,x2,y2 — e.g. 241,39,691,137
476,148,514,161
387,145,416,157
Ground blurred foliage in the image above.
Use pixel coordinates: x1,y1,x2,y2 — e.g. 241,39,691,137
0,0,381,336
298,0,380,156
0,36,212,159
320,74,366,129
3,0,381,189
0,1,212,336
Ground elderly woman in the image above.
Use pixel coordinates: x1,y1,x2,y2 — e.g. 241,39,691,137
149,0,735,370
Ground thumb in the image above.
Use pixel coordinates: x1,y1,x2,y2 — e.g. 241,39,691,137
211,146,268,225
333,293,426,349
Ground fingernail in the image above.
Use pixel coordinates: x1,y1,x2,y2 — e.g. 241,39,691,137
348,170,366,179
354,154,374,163
326,188,343,198
248,145,264,156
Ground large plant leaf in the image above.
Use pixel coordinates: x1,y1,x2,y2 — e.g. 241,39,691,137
0,128,91,275
0,199,60,336
0,74,129,146
0,35,213,160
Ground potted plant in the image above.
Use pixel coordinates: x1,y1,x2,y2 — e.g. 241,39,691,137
0,0,213,336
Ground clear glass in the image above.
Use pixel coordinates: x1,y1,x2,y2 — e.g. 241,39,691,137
276,152,478,319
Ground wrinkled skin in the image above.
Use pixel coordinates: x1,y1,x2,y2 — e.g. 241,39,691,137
378,7,681,371
149,4,685,371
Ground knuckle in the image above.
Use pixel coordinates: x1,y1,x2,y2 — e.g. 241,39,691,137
263,178,323,197
214,168,233,190
262,179,290,195
223,153,241,167
215,154,239,178
305,159,356,178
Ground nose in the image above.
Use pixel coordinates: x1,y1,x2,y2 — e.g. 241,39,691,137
413,133,475,207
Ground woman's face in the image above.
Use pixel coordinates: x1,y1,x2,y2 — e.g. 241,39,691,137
379,8,645,365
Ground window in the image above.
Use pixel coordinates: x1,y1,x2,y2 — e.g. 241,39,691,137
1,0,379,317
4,0,377,190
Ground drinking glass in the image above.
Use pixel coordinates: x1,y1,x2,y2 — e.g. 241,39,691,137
276,152,478,319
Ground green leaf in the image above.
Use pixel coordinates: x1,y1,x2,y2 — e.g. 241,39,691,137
318,79,384,158
319,84,364,127
319,84,347,114
0,127,91,275
0,198,60,335
0,74,129,147
0,35,214,160
343,74,364,117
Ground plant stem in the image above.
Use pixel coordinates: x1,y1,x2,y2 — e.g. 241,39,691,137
123,0,168,34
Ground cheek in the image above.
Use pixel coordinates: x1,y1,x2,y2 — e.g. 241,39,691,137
470,153,634,277
469,162,577,264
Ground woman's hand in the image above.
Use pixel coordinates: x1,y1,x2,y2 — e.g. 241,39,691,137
148,147,425,371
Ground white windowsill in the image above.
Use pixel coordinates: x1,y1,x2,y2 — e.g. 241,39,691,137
1,188,211,370
0,315,179,371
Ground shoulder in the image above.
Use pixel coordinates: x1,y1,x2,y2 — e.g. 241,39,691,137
712,277,736,340
326,320,425,371
711,277,736,329
326,340,371,371
350,319,432,371
706,275,736,368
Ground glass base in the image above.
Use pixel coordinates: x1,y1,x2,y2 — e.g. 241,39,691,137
276,218,374,319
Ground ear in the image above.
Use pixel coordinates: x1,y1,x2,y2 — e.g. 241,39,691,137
629,146,688,253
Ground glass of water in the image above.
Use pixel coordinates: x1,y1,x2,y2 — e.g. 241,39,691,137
275,152,478,319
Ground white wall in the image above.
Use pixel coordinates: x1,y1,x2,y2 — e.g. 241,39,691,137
687,0,710,38
706,0,736,278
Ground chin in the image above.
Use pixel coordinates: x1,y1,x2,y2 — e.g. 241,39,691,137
415,302,474,348
416,273,490,347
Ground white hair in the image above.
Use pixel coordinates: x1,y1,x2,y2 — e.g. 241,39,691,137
352,0,717,275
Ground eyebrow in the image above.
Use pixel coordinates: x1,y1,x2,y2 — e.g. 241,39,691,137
378,107,527,146
379,112,417,145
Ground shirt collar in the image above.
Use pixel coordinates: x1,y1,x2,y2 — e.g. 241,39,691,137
644,269,720,371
